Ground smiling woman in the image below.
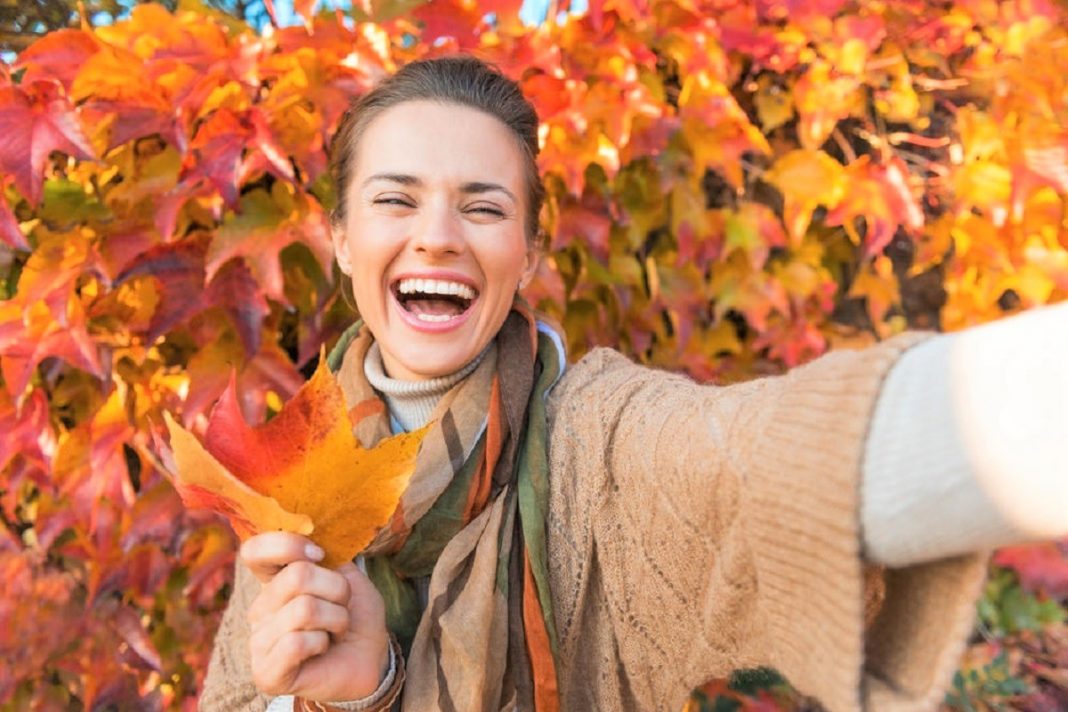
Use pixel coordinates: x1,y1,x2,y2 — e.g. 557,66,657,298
198,55,1068,712
331,100,536,381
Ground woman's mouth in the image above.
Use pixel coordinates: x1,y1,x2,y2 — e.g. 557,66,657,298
390,277,479,330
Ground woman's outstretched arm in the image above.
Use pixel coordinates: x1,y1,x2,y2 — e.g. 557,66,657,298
863,301,1068,566
544,330,989,712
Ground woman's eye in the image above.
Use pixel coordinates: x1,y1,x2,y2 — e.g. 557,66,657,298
467,205,506,217
373,196,415,208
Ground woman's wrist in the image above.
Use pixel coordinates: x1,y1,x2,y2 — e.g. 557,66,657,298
292,633,404,711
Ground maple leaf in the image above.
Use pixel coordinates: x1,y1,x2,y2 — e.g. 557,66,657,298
114,237,208,343
0,81,95,206
163,412,315,541
848,255,901,335
764,149,846,243
556,196,613,260
0,299,103,398
793,60,862,149
166,356,427,568
207,184,333,303
826,156,924,257
15,29,102,91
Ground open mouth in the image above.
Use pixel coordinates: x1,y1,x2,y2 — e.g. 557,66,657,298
391,277,479,323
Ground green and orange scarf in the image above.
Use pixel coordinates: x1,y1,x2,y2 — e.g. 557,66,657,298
327,302,565,712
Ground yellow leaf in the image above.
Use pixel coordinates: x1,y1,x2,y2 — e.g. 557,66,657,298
764,149,846,242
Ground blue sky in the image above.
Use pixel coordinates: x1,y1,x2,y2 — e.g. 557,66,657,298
272,0,580,28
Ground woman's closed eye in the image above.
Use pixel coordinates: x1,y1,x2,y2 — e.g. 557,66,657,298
373,195,416,209
465,203,508,219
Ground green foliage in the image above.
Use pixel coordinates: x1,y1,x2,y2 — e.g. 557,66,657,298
946,650,1031,712
979,569,1066,637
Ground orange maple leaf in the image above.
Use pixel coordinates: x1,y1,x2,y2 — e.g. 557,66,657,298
165,355,427,568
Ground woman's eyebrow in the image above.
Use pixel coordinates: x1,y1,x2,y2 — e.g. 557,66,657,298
362,174,515,203
461,182,516,203
363,173,420,188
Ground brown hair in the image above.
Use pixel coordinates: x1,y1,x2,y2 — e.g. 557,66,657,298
329,55,544,244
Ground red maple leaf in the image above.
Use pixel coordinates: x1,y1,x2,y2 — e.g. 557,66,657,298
0,81,95,206
15,29,102,91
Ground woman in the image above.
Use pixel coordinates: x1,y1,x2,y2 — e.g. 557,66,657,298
199,56,1068,712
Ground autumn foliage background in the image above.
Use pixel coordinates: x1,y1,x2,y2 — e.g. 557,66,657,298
2,0,1068,709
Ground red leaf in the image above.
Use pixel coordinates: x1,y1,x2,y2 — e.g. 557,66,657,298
825,156,923,257
0,82,95,205
555,197,613,260
0,300,103,396
16,29,101,90
994,542,1068,597
115,237,208,342
0,389,53,473
247,107,295,183
0,188,28,250
181,109,248,209
414,0,485,47
205,258,269,357
110,604,163,672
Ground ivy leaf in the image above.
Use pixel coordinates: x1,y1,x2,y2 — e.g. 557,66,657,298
114,237,208,343
15,29,102,90
764,149,846,243
826,156,924,257
167,356,427,568
0,82,95,205
848,255,900,334
207,184,332,303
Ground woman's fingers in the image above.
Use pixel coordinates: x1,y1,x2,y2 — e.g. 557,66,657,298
252,593,350,638
248,595,350,694
250,629,331,696
247,560,351,625
240,532,325,583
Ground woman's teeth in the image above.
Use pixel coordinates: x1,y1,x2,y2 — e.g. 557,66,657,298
415,313,455,323
396,278,476,300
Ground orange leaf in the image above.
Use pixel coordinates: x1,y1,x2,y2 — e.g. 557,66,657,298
168,355,427,568
164,410,314,542
764,149,846,243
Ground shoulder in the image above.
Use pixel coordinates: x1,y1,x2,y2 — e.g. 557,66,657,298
546,347,700,433
553,347,691,399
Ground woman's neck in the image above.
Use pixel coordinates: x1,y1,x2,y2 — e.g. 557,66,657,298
363,342,488,432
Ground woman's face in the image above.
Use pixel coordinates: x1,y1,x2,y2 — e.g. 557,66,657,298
333,100,537,381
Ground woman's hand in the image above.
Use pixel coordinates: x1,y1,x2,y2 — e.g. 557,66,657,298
242,532,390,702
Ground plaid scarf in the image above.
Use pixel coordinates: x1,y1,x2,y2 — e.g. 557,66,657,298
327,303,565,712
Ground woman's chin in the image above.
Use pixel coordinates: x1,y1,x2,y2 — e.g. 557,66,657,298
384,342,482,381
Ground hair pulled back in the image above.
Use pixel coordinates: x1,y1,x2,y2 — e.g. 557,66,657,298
329,55,544,244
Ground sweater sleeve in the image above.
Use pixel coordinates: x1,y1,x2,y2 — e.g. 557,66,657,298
862,301,1068,566
199,559,274,712
545,333,988,712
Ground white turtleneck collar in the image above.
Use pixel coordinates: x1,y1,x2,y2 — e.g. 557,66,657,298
362,342,489,432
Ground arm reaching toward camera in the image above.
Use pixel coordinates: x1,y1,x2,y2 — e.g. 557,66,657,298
863,301,1068,567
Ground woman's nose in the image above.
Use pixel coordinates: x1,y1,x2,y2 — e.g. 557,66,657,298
411,200,465,255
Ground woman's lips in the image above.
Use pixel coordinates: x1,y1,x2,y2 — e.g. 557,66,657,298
389,287,477,334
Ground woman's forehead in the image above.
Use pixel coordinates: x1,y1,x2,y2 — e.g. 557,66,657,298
352,100,526,188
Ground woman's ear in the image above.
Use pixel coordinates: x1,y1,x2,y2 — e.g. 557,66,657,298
518,246,540,290
331,224,352,276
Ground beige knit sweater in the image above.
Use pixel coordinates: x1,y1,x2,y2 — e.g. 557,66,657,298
200,332,988,712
